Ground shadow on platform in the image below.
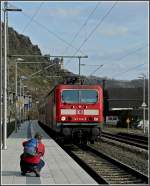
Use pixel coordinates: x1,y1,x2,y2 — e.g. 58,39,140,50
2,170,40,177
2,171,22,177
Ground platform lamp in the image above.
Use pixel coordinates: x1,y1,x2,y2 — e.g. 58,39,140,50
138,74,147,133
15,58,24,133
23,85,27,121
2,1,22,150
35,101,39,120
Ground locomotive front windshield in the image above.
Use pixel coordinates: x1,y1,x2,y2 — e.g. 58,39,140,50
62,89,98,103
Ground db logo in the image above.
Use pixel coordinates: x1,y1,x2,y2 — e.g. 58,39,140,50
76,109,84,115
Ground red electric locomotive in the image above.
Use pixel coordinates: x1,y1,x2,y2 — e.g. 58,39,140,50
39,84,103,144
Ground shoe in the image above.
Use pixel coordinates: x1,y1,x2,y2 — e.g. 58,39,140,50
21,172,26,176
34,169,40,177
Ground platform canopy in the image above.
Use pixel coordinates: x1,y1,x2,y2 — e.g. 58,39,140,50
111,108,133,111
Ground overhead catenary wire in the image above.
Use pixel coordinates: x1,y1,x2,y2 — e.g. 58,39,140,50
21,2,44,34
98,44,148,77
22,11,86,55
110,44,148,65
20,2,44,72
93,44,148,74
62,2,101,55
8,2,85,55
89,64,104,76
65,1,118,67
7,2,147,81
111,63,146,79
84,44,148,76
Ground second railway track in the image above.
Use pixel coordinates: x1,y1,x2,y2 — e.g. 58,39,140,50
101,131,148,150
63,144,148,184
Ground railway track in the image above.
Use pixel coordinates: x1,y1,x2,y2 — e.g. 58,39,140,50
101,131,148,150
39,122,148,184
63,144,148,184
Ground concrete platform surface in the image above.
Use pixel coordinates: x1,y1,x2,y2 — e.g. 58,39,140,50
1,120,98,185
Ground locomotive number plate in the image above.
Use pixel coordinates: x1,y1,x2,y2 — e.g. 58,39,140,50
76,109,84,115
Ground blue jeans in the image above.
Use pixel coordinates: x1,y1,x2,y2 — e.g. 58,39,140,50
20,159,45,172
37,159,45,171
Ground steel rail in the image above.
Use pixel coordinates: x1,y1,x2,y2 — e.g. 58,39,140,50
85,145,148,184
63,145,108,184
39,122,148,184
101,132,148,150
117,132,148,141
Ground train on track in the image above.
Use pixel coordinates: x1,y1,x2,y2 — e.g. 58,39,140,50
38,84,103,144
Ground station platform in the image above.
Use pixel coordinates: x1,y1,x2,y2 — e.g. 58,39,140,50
1,120,97,185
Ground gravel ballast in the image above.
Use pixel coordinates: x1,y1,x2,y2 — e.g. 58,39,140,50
90,137,148,175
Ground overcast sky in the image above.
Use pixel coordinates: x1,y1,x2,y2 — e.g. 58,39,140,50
2,1,149,80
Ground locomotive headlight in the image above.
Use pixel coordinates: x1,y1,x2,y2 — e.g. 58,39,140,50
94,117,98,121
61,116,66,121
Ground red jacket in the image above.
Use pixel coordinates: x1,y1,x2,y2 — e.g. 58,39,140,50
22,140,45,164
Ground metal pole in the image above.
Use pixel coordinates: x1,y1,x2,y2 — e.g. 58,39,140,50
6,6,9,94
2,3,22,138
143,76,145,133
19,78,22,127
23,86,25,122
3,2,8,149
28,97,30,120
79,57,81,76
0,10,3,149
9,54,88,58
127,122,129,133
25,95,26,121
78,57,81,84
15,62,17,132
